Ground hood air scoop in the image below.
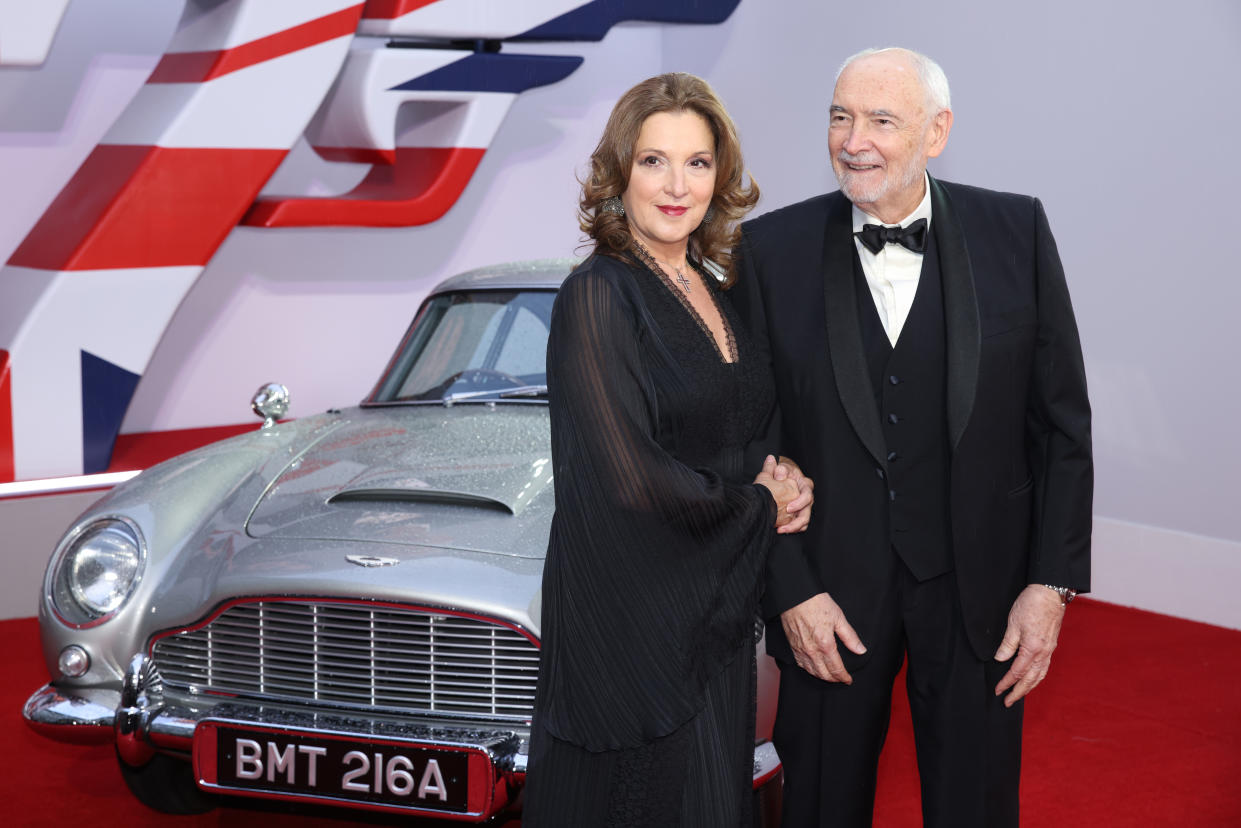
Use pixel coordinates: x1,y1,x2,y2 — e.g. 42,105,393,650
328,487,512,514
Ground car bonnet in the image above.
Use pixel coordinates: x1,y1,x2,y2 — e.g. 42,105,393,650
245,405,553,559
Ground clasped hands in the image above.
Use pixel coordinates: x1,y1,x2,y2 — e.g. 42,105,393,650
753,454,814,534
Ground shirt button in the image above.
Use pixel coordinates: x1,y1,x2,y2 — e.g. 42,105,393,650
887,451,899,461
889,489,897,502
889,375,900,385
887,413,899,424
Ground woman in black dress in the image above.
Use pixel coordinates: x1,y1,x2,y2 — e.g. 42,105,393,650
523,73,811,826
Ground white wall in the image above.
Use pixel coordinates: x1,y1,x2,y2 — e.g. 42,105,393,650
2,0,1238,627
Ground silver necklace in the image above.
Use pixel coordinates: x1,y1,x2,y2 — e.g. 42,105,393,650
670,265,692,294
633,240,693,294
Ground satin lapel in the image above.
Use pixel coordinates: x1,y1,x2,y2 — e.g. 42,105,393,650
822,194,888,471
929,176,980,451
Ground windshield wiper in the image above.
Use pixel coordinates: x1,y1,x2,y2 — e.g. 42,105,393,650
442,384,548,404
497,384,548,398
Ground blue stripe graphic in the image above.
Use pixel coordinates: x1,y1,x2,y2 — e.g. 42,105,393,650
81,350,140,474
390,53,583,94
513,0,742,41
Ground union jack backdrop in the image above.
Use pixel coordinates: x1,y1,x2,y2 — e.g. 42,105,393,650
0,0,741,485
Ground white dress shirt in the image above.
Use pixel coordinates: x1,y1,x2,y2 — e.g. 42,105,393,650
851,173,934,346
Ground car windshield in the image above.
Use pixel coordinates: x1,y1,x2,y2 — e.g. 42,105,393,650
370,289,556,404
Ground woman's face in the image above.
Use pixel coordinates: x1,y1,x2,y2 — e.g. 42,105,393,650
620,110,716,261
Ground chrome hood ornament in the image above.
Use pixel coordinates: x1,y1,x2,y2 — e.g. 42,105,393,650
251,383,290,429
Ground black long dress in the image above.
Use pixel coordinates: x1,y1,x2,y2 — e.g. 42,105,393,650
523,250,777,826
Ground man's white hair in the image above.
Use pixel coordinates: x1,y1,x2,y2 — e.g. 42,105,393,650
836,47,951,115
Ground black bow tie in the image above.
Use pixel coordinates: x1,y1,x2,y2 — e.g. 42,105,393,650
855,218,928,255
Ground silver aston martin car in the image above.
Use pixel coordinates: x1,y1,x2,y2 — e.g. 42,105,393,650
22,260,782,823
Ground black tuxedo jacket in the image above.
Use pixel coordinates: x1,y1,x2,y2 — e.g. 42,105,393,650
732,176,1093,663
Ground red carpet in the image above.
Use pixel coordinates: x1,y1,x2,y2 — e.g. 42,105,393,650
4,599,1240,826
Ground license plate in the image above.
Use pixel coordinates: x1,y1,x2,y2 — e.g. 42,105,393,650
194,721,493,817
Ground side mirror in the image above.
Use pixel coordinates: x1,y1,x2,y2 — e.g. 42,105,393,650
250,383,289,429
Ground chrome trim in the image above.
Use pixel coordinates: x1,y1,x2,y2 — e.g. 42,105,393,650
150,600,540,723
31,653,532,771
144,704,530,775
428,259,576,295
343,554,400,568
197,706,522,761
25,679,776,791
360,397,548,409
116,653,159,766
22,683,118,741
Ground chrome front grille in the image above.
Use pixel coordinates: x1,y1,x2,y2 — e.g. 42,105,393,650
151,601,539,721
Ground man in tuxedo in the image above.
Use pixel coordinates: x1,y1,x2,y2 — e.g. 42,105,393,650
733,47,1092,827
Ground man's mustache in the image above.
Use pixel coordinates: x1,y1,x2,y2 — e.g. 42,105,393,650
836,151,883,167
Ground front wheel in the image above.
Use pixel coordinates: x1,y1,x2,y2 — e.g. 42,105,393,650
752,765,783,826
116,749,217,814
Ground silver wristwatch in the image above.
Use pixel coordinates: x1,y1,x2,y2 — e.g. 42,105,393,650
1043,584,1078,606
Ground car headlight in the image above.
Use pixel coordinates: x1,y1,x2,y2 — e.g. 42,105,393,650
48,517,145,627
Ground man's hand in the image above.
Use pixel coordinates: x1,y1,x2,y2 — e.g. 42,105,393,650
993,584,1067,707
773,455,814,534
780,592,866,683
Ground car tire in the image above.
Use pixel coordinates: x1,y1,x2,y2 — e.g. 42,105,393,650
116,749,217,814
753,768,783,827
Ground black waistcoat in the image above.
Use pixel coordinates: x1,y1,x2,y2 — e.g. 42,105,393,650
853,231,953,581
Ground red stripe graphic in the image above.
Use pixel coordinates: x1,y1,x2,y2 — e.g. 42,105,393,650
7,146,286,270
362,0,442,20
244,145,484,227
313,146,397,165
149,5,365,84
0,350,13,481
107,422,259,473
0,422,259,491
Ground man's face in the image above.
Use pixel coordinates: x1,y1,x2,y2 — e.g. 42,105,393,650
828,52,951,223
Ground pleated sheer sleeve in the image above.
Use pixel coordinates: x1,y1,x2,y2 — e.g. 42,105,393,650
536,258,777,751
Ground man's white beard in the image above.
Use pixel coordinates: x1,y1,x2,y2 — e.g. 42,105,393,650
836,149,926,208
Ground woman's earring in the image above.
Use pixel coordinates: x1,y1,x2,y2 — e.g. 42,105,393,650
702,205,716,225
600,196,625,216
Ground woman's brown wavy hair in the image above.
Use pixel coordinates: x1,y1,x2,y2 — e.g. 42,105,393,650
579,72,759,288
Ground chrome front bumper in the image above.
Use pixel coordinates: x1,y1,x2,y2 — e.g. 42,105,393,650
22,683,119,743
25,653,783,815
24,654,533,767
